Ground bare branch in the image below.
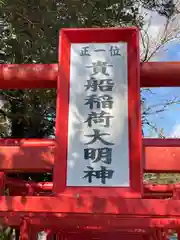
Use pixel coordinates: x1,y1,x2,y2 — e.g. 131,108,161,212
140,1,180,62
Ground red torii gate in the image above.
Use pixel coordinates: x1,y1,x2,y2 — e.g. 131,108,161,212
0,28,180,239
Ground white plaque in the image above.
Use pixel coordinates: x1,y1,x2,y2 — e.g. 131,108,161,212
66,42,129,187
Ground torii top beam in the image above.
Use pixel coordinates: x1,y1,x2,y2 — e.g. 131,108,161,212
0,62,179,89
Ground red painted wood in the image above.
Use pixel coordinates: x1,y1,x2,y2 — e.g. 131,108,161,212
178,231,180,240
5,178,177,198
56,233,63,240
54,27,71,194
54,27,142,197
0,138,177,173
20,218,30,240
0,62,179,89
140,62,180,87
144,138,180,172
63,232,146,240
1,212,180,229
0,172,6,195
0,139,55,172
0,64,57,89
7,178,52,191
0,138,180,172
1,196,180,215
46,230,54,240
29,229,37,240
126,27,142,195
144,184,175,193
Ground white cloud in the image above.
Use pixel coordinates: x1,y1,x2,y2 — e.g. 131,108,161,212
170,124,180,137
140,7,180,61
147,14,166,39
140,8,167,39
139,8,169,61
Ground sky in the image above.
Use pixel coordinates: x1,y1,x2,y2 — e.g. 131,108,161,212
141,9,180,138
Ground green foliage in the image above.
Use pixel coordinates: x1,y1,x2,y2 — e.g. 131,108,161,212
0,89,56,138
0,0,144,64
144,173,180,184
0,227,12,240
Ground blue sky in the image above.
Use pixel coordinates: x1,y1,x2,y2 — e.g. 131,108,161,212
143,42,180,137
141,8,180,138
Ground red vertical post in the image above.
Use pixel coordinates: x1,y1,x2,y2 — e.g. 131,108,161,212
56,233,61,240
0,172,6,195
29,229,37,240
177,231,180,240
27,184,35,196
46,230,54,240
149,229,168,240
56,232,66,240
20,218,30,240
